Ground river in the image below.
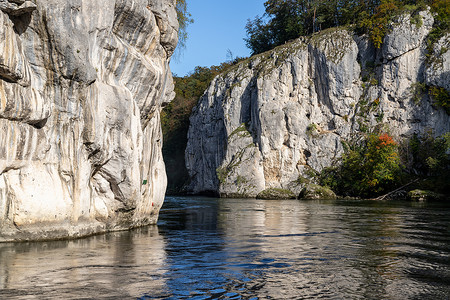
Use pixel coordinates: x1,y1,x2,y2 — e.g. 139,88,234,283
0,196,449,299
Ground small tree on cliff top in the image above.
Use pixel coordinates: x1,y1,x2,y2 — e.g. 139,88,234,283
174,0,193,58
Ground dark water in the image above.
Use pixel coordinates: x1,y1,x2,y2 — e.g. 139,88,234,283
1,197,450,299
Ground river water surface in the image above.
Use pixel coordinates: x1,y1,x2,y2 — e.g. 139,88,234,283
1,196,449,299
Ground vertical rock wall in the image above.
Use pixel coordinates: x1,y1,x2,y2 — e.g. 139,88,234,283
0,0,178,241
186,10,450,197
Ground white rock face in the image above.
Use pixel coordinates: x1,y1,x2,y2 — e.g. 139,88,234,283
186,11,450,197
0,0,177,241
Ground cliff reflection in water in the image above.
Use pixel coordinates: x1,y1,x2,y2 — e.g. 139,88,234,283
0,227,168,298
215,199,407,299
159,197,449,299
0,196,449,299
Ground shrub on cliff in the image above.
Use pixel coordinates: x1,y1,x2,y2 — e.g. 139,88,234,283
429,86,450,115
407,132,450,177
426,0,450,53
320,133,402,197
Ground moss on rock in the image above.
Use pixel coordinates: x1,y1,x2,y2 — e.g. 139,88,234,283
299,184,337,200
256,188,296,200
408,189,446,201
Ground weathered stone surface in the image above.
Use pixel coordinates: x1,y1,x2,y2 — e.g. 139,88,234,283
425,33,450,90
0,0,177,242
185,10,450,198
0,0,36,16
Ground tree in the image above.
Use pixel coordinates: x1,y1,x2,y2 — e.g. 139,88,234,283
244,0,449,54
244,0,308,55
245,0,357,55
174,0,194,58
358,0,399,48
320,133,402,197
264,0,305,44
245,15,274,55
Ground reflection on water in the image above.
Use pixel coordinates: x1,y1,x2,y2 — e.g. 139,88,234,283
1,197,449,299
0,227,167,299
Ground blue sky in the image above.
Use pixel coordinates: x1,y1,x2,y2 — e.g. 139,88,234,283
170,0,266,77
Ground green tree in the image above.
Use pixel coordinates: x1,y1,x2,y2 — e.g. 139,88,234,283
245,0,448,54
245,0,368,55
320,133,402,197
409,132,450,176
174,0,194,58
245,15,274,55
245,0,308,55
358,0,400,48
264,0,305,44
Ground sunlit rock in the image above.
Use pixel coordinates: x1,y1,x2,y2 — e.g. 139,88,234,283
0,0,177,241
186,10,450,197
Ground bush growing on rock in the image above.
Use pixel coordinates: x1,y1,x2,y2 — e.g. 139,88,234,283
320,132,402,197
403,132,450,195
408,132,450,175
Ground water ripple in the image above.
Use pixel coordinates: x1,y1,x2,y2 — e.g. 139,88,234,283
1,197,449,299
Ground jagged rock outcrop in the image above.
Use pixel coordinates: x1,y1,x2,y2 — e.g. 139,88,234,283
0,0,177,241
186,10,449,198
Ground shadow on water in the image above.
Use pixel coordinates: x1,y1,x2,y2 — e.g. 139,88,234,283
1,196,450,299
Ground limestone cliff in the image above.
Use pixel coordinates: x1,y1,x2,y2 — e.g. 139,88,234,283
0,0,177,241
186,10,449,197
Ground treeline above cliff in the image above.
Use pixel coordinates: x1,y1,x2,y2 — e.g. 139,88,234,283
245,0,449,54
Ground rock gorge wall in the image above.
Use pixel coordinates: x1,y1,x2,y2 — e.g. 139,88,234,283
186,10,450,197
0,0,177,241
